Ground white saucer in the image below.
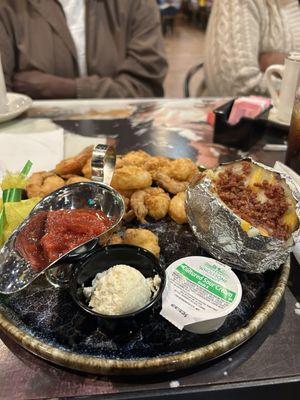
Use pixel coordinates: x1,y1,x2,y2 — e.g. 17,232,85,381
0,92,32,123
268,107,290,127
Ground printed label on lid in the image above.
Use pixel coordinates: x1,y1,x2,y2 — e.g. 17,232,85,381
160,257,242,332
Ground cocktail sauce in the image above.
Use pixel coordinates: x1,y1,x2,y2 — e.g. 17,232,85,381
15,209,111,271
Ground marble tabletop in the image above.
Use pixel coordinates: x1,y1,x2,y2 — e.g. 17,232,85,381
0,97,299,400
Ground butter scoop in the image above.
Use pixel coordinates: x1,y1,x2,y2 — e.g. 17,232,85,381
84,264,161,315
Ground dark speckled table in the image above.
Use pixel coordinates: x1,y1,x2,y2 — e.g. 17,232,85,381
0,99,299,400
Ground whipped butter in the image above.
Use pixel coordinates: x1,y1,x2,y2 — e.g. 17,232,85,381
84,264,161,315
160,256,242,334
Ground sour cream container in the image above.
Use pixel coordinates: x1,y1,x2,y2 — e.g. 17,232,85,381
160,256,242,334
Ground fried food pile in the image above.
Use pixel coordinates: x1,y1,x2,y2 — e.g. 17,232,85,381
26,146,93,198
26,149,199,226
111,150,198,225
25,148,199,258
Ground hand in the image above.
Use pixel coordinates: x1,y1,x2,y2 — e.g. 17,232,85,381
259,52,287,72
12,70,76,99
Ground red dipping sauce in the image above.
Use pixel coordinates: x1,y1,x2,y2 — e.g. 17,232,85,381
15,209,112,271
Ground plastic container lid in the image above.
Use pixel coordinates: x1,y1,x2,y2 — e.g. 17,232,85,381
160,256,242,334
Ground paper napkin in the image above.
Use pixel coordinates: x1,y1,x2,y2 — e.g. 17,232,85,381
0,128,64,179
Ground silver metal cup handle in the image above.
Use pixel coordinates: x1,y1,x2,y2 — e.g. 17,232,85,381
91,144,116,185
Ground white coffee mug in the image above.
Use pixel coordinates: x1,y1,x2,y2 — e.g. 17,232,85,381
0,54,8,114
265,52,300,124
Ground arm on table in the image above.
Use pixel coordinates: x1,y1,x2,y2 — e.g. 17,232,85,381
259,52,286,72
12,71,76,99
76,0,168,98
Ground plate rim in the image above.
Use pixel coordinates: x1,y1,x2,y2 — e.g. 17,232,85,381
0,260,290,375
0,92,32,123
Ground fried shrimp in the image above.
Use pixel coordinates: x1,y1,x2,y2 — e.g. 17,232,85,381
130,187,170,223
144,156,171,177
152,158,197,194
168,192,187,224
123,228,160,257
130,190,148,223
120,194,136,222
108,234,123,245
145,187,170,220
130,188,170,223
169,158,198,181
55,145,93,176
111,166,152,190
122,195,130,211
116,156,124,169
155,172,189,194
82,158,92,178
26,172,65,198
158,158,198,182
117,150,151,168
65,176,91,185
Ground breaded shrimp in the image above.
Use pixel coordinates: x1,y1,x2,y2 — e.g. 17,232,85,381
26,172,65,198
145,187,170,221
123,228,160,257
165,158,198,182
122,195,130,211
55,145,93,176
130,188,170,223
144,156,171,177
108,234,123,245
116,150,151,168
155,172,189,194
119,193,136,222
168,192,187,224
82,158,92,178
130,190,148,223
111,166,152,190
116,156,124,169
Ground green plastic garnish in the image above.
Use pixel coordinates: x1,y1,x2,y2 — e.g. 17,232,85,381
0,160,34,246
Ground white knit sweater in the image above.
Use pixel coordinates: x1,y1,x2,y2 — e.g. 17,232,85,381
203,0,300,96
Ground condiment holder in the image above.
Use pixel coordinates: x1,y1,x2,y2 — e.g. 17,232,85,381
0,145,125,294
213,99,272,150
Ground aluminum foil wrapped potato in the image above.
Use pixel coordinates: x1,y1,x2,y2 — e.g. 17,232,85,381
186,158,300,273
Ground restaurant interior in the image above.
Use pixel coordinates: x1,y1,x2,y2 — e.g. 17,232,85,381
0,1,299,400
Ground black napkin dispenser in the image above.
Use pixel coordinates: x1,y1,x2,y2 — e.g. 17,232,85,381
213,99,272,151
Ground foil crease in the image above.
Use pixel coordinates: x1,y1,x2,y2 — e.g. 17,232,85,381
186,159,300,273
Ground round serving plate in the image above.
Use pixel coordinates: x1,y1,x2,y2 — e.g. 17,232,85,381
0,218,289,375
0,93,32,123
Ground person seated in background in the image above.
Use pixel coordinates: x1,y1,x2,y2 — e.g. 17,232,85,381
0,0,168,99
157,0,181,16
157,0,181,34
202,0,300,96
